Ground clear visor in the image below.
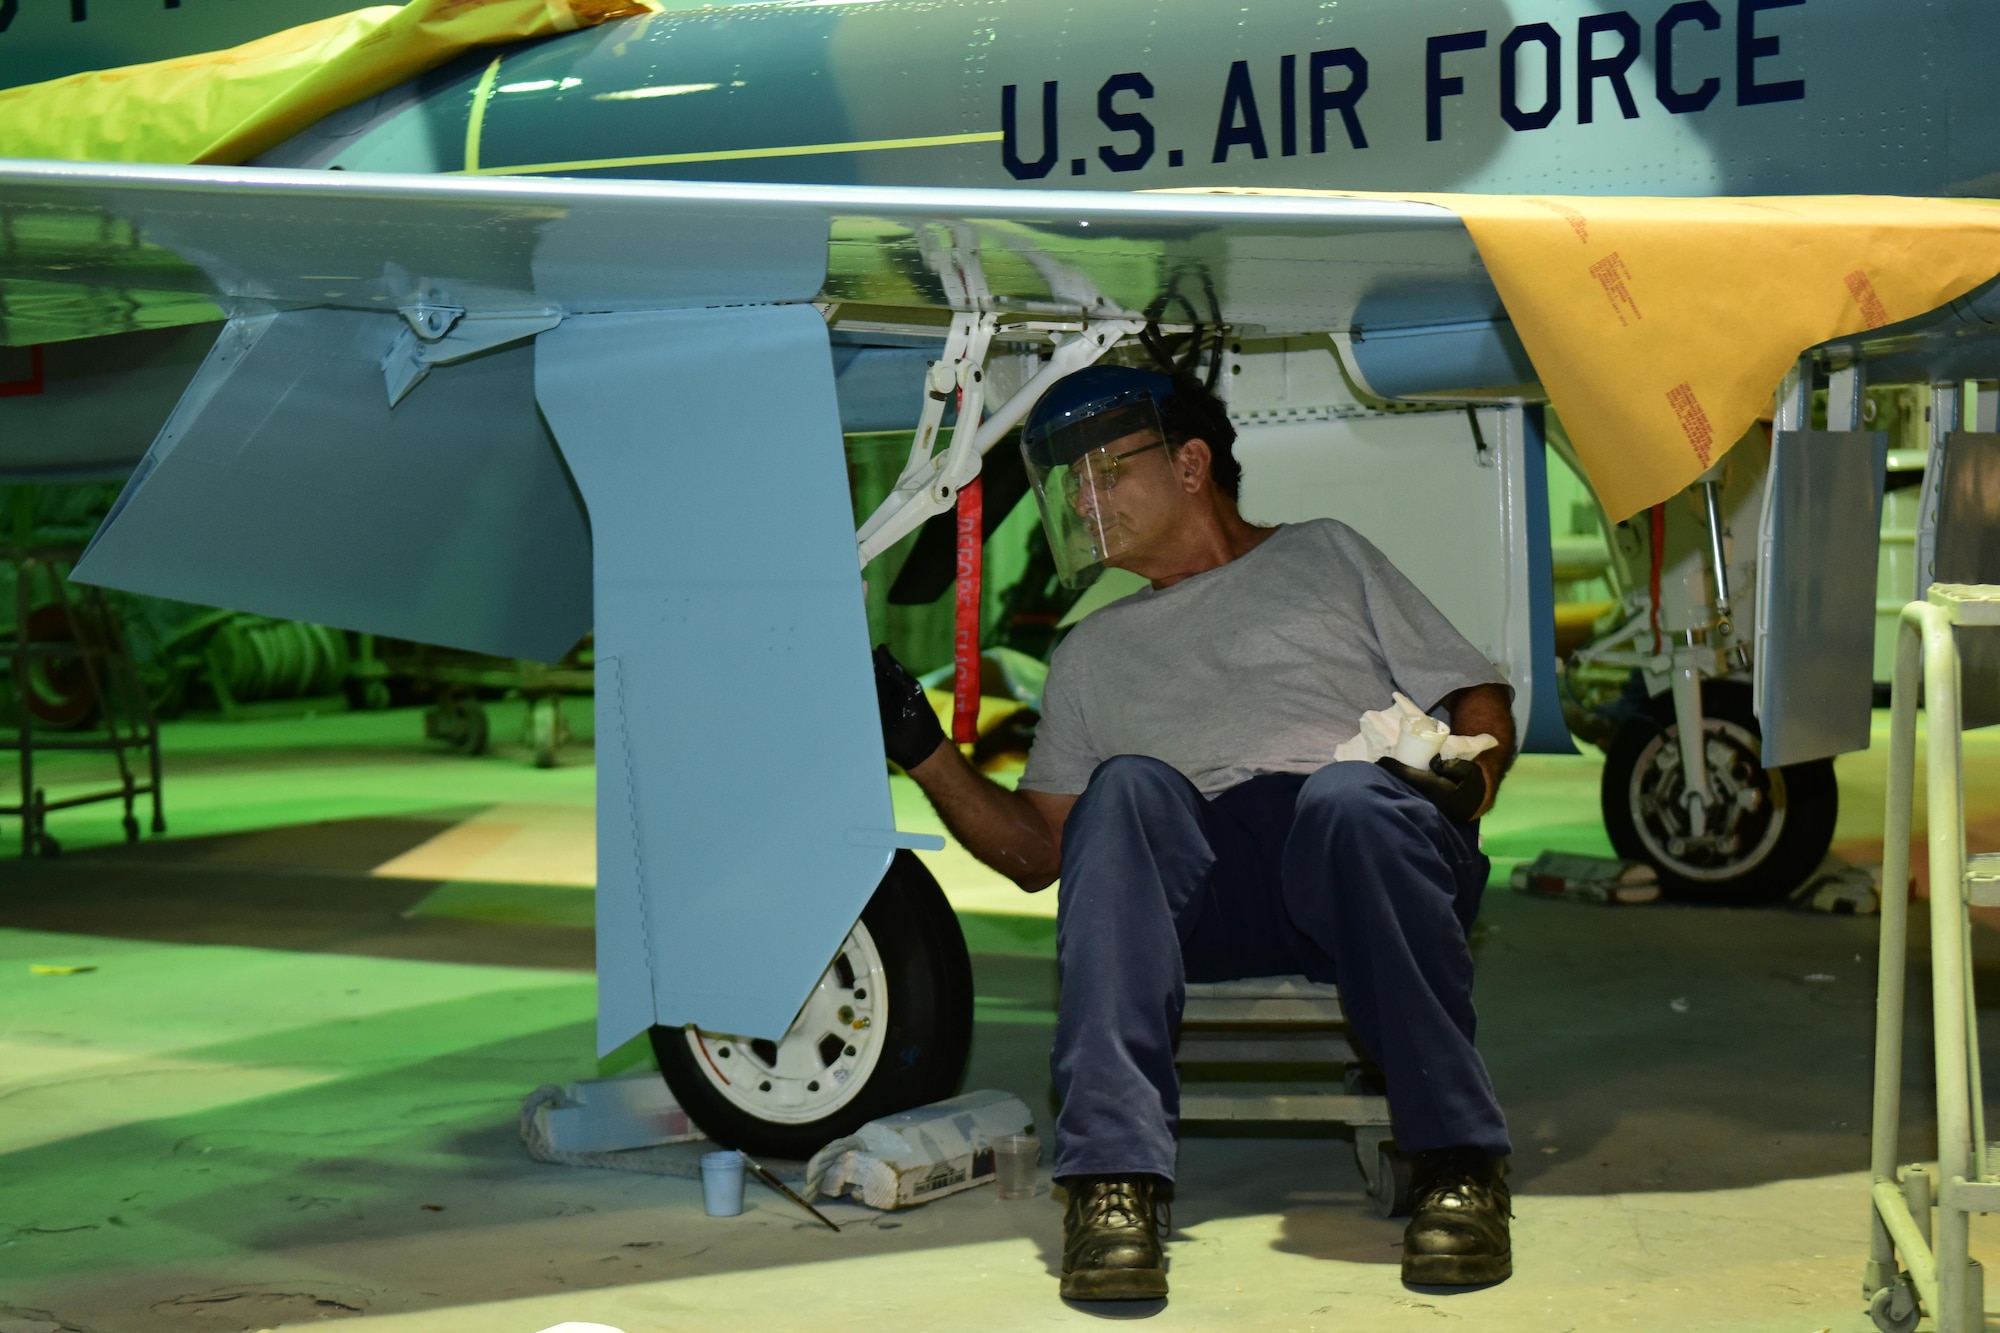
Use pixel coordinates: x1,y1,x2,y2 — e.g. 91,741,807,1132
1023,399,1175,588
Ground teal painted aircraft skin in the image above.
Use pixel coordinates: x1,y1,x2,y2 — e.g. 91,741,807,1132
261,0,2000,201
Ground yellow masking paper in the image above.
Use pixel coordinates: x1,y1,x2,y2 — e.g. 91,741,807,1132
1203,190,2000,520
0,0,654,168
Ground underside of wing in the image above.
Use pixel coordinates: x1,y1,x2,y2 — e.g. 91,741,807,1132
11,164,2000,522
0,161,1487,345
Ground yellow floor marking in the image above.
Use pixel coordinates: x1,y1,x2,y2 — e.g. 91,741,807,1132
372,786,1053,919
372,803,595,886
463,129,1002,177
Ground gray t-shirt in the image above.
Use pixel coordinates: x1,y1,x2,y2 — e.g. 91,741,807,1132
1019,518,1511,797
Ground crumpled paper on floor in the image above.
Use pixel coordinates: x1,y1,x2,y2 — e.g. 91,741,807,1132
1332,692,1499,767
806,1089,1032,1211
1793,859,1882,915
1510,850,1661,905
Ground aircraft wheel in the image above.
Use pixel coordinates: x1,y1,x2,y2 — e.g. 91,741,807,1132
650,850,973,1160
1601,680,1836,905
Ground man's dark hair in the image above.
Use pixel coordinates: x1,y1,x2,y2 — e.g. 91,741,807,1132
1159,373,1241,500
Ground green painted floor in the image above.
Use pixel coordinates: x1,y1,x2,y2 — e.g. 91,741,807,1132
4,705,2000,1330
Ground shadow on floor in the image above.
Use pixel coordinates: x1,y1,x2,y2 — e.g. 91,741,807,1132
0,815,591,971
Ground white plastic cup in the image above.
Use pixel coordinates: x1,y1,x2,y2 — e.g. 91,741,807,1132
1392,712,1449,767
701,1149,746,1216
993,1134,1040,1199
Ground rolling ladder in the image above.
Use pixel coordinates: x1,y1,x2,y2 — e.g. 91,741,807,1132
1868,583,2000,1333
1178,976,1412,1215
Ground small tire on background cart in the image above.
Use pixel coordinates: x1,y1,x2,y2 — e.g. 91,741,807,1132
650,850,974,1160
423,694,489,756
1601,680,1837,905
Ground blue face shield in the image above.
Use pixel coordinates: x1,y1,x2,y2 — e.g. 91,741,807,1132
1021,371,1177,588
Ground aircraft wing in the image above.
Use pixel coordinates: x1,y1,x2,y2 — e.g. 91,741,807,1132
0,160,1489,345
0,160,1498,1051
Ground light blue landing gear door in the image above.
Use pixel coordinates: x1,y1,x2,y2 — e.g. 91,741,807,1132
535,306,911,1053
72,307,591,662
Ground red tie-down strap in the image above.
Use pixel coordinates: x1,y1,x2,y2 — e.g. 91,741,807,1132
1648,502,1666,654
953,475,983,745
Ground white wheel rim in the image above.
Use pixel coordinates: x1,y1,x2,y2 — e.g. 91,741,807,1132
1628,717,1788,883
682,920,888,1125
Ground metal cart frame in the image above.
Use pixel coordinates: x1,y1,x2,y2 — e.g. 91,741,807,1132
1177,976,1409,1216
1867,582,2000,1332
1,543,164,857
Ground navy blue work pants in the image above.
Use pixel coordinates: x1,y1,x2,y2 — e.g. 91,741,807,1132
1050,755,1510,1181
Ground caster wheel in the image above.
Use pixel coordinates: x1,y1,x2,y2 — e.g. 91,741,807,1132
1358,1138,1415,1218
122,815,140,844
362,679,392,711
1869,1277,1920,1333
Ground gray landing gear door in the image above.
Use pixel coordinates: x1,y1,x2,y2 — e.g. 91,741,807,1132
1755,365,1889,768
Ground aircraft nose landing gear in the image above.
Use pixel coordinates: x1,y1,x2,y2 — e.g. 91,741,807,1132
1649,729,1767,862
1602,680,1837,904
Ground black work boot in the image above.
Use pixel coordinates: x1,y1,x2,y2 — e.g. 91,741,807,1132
1401,1148,1512,1286
1060,1175,1170,1300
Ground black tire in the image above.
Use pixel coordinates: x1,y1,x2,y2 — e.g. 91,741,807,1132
649,850,973,1159
1601,680,1836,904
423,696,489,756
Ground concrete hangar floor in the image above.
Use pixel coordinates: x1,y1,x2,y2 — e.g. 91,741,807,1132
4,700,2000,1332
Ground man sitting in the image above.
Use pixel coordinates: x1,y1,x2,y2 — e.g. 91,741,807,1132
873,365,1515,1301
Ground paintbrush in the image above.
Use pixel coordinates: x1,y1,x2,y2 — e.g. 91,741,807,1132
740,1153,840,1232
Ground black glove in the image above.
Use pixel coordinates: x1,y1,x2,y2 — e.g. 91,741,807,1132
873,645,947,771
1377,755,1487,824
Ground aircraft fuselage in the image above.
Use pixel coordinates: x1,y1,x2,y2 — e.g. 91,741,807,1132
263,0,2000,201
